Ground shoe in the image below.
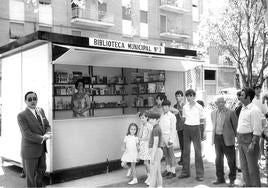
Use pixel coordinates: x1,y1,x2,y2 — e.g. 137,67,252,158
228,180,235,187
178,174,190,179
126,169,131,177
178,160,183,166
162,170,170,177
196,177,204,181
128,178,138,185
166,172,176,179
20,171,25,178
144,176,150,184
212,179,225,185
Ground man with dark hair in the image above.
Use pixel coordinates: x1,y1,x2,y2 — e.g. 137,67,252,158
235,91,242,118
160,100,177,179
237,87,262,187
252,84,267,167
174,90,185,165
18,91,52,187
178,89,205,181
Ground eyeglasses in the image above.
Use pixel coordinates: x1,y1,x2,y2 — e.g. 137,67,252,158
27,97,37,102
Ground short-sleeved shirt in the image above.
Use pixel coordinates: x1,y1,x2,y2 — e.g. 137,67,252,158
149,124,162,148
183,102,204,126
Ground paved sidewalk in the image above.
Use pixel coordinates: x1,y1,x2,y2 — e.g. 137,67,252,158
46,131,245,187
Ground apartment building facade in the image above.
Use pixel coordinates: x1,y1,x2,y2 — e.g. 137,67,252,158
0,0,201,48
0,0,236,97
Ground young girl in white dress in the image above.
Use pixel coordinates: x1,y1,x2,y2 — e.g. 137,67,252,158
138,111,152,185
121,123,139,185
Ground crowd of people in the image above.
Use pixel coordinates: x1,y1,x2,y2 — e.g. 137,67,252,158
16,85,268,187
120,86,268,187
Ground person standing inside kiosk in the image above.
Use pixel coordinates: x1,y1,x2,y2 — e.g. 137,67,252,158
71,79,91,117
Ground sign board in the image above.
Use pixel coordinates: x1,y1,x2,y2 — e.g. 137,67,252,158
89,37,165,54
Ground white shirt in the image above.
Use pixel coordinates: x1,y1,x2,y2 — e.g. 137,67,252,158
183,102,204,125
237,103,262,136
159,111,177,142
28,107,37,119
252,96,267,115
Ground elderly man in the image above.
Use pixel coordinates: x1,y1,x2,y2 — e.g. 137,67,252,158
211,97,237,187
237,88,262,187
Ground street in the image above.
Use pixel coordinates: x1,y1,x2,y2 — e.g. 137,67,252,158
1,131,268,187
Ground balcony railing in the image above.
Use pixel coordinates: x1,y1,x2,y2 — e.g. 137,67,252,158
159,0,189,13
160,28,190,39
71,7,114,28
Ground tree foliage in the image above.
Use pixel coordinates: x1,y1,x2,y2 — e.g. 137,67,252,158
199,0,268,88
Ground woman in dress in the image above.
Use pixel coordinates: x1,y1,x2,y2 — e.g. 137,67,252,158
71,79,91,117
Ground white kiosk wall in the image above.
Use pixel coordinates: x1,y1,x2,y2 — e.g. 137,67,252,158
1,53,23,163
1,43,53,172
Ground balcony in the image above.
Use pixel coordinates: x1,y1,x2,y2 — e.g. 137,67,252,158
159,0,189,14
71,7,114,28
160,29,190,39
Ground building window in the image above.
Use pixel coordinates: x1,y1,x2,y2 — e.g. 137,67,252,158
122,0,132,36
140,11,148,23
98,1,107,21
192,0,199,22
160,15,167,33
9,22,24,39
204,70,216,80
39,0,52,25
122,6,131,20
9,0,24,22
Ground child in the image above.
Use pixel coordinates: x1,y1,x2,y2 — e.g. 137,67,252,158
147,112,163,188
138,111,152,185
160,100,177,179
121,123,139,185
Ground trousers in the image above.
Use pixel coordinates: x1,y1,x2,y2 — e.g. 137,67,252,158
181,125,204,178
149,148,163,187
237,133,260,187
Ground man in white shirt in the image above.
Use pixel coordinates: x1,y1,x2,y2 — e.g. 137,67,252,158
160,100,177,179
178,89,205,181
252,84,267,161
237,87,262,187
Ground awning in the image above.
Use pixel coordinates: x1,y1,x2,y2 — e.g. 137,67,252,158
52,44,202,72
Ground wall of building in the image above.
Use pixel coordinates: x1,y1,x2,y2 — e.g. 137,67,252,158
0,0,195,47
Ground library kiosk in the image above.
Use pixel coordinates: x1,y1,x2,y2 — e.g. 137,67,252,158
0,31,201,181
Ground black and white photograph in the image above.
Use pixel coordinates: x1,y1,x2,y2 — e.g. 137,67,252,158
0,0,268,187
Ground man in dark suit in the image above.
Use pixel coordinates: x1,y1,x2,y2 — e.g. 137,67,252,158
17,91,52,187
211,96,237,187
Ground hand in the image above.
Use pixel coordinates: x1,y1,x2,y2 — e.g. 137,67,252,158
167,141,173,147
247,143,255,153
43,132,52,140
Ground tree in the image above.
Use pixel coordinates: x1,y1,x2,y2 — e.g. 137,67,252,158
199,0,268,88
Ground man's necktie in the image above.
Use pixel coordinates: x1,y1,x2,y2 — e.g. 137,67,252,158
35,110,43,127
